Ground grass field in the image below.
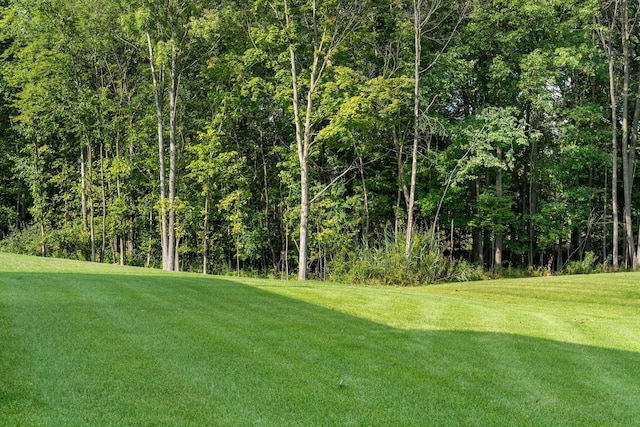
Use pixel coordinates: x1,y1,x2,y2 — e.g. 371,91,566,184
1,252,639,426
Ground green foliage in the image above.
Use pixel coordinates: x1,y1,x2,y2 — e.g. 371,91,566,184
329,229,482,286
0,0,628,278
471,188,516,236
564,252,602,275
0,224,89,260
0,226,42,256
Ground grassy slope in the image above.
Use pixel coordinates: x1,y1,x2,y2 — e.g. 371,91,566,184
1,253,639,426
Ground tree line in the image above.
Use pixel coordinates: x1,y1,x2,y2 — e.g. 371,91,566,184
0,0,638,283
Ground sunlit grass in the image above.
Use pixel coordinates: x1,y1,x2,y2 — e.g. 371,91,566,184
249,273,640,351
1,252,639,426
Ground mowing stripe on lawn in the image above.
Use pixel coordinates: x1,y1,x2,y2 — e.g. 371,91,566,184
1,253,639,426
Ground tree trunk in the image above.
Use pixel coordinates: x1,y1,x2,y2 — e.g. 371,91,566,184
494,148,503,270
621,0,635,268
608,55,620,271
631,79,640,268
87,142,96,263
472,178,484,266
528,133,538,267
174,237,180,272
147,32,169,270
556,238,563,272
99,143,107,263
32,140,46,257
358,154,370,241
119,236,125,266
283,0,360,279
298,151,310,280
393,127,410,205
146,209,153,268
603,165,608,265
80,145,88,231
203,190,209,275
167,45,179,272
598,5,621,271
406,0,422,260
260,141,277,268
393,127,408,237
285,0,316,281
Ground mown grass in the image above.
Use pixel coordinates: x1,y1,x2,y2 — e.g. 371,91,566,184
1,252,639,426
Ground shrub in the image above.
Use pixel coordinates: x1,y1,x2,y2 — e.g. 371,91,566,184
564,252,602,275
328,229,482,286
0,224,91,261
0,226,42,256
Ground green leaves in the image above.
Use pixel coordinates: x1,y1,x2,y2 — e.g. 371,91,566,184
448,107,528,183
0,0,625,274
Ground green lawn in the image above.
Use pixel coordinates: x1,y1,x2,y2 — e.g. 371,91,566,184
1,252,639,426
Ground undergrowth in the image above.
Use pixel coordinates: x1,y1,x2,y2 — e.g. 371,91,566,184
328,229,483,286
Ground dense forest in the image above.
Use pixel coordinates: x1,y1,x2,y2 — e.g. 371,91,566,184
0,0,638,283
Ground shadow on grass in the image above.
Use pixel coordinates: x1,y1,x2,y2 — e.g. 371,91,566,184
1,271,639,426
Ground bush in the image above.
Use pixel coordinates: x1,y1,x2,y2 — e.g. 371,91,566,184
48,225,91,261
564,252,602,275
0,226,43,256
0,224,91,261
328,229,482,286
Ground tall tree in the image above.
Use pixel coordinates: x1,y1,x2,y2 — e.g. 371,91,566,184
142,0,208,270
255,0,367,279
405,0,462,259
597,0,640,269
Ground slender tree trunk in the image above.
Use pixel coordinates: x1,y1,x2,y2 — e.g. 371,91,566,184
174,238,180,272
603,165,608,265
119,237,125,266
472,178,484,266
32,140,46,257
87,143,96,262
631,81,640,268
556,238,563,272
147,210,153,268
260,142,277,268
494,148,503,270
100,143,107,263
636,221,640,267
284,0,359,279
80,146,88,231
236,240,240,277
203,190,209,275
285,221,290,279
393,127,408,237
598,6,620,271
298,151,310,280
393,127,410,208
40,222,46,257
127,144,135,260
406,0,421,260
167,46,179,272
449,218,454,261
147,32,169,270
528,134,538,267
609,56,620,271
621,0,635,268
285,0,305,280
358,154,370,240
298,44,321,280
285,0,317,281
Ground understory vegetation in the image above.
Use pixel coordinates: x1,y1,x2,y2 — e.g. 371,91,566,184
328,229,484,285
